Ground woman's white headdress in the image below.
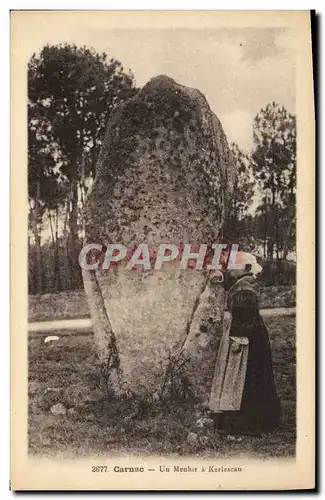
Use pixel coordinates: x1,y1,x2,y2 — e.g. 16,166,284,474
234,251,263,277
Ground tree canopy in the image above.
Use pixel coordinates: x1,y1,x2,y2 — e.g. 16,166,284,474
28,43,138,292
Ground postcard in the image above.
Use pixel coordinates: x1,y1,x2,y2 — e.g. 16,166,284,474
11,10,315,490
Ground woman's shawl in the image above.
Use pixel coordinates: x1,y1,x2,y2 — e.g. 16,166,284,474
227,274,260,311
208,274,259,412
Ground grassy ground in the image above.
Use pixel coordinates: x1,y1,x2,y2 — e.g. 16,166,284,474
28,315,296,459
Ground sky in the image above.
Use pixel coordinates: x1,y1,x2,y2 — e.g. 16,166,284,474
30,26,296,152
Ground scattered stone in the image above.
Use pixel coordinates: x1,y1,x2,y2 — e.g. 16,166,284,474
42,387,64,410
186,432,199,446
44,335,60,344
67,407,77,416
50,403,67,415
195,417,215,429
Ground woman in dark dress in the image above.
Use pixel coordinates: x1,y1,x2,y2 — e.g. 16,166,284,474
208,262,281,436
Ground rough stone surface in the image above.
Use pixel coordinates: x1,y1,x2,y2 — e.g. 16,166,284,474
84,75,233,246
82,75,234,397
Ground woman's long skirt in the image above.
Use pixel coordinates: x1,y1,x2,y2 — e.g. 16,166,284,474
209,316,281,435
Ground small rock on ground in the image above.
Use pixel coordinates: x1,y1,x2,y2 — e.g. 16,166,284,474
50,403,67,415
44,336,60,344
186,432,199,445
43,387,64,410
195,417,215,429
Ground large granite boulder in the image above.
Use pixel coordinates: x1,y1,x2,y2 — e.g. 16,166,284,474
82,75,234,401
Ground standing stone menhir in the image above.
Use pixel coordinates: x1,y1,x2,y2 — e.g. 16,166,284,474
82,75,234,401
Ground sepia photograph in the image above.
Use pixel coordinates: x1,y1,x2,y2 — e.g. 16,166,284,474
10,10,315,491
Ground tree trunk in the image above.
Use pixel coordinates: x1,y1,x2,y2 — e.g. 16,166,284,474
270,173,276,259
275,203,280,260
287,169,296,255
263,199,268,259
68,177,80,289
80,154,86,235
30,180,43,294
54,206,61,292
264,207,267,259
48,211,56,293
